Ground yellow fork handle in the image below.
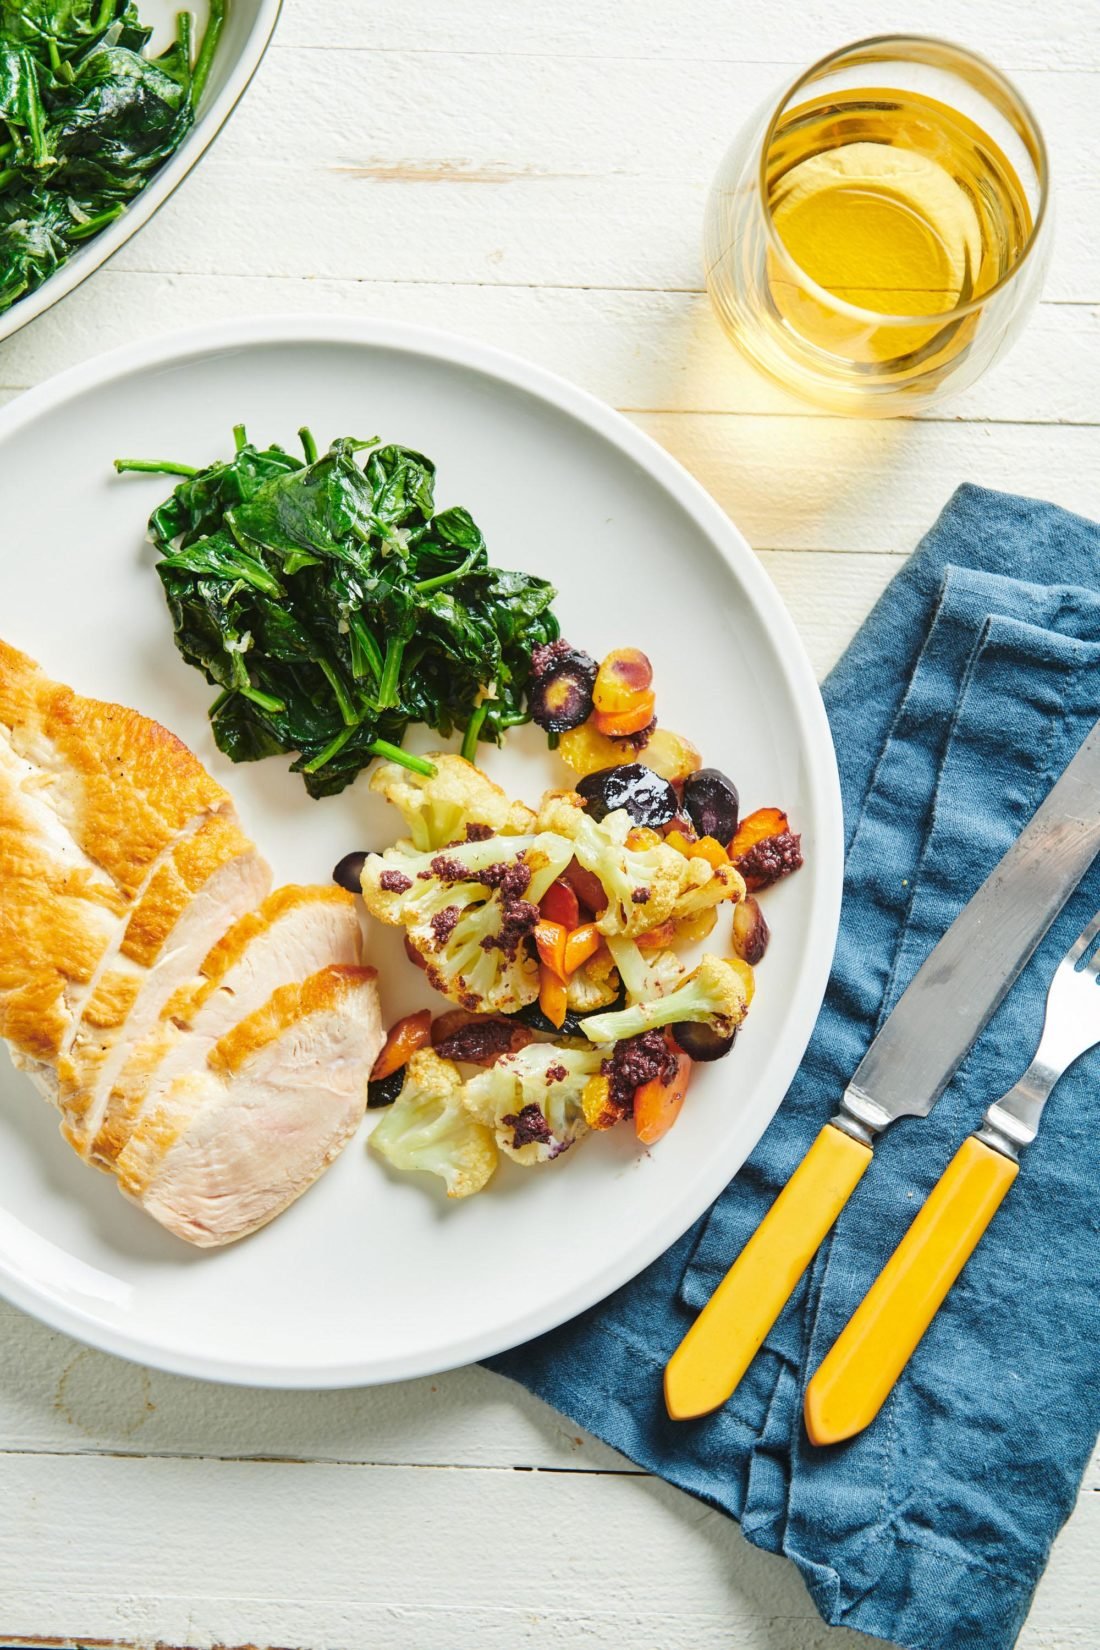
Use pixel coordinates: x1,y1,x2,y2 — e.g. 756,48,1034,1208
804,1135,1019,1447
664,1123,873,1420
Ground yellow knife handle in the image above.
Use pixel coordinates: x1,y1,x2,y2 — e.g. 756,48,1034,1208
664,1123,873,1420
804,1135,1019,1447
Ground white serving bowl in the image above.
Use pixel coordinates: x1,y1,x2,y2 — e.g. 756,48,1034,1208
0,0,282,344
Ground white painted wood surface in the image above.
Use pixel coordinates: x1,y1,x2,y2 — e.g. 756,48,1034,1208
1,1,1098,1645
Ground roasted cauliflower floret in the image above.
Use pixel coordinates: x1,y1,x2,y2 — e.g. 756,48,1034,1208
580,954,750,1045
565,946,623,1013
537,793,742,938
463,1043,608,1165
361,831,574,1013
673,855,745,919
604,933,686,1003
370,753,536,852
369,1050,498,1198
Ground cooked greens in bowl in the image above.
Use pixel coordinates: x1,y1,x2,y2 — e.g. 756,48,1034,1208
0,0,224,312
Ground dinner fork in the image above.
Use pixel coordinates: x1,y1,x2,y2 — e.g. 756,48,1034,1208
804,907,1100,1446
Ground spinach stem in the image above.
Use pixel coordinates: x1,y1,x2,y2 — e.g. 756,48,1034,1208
68,204,124,240
302,724,356,774
189,0,224,108
461,700,490,763
303,728,438,779
376,636,406,710
230,551,282,596
238,683,286,714
367,739,437,778
414,547,481,594
299,426,318,464
114,457,199,477
232,422,247,452
0,167,17,193
22,58,46,166
93,0,118,32
319,658,359,727
176,10,193,65
348,612,384,683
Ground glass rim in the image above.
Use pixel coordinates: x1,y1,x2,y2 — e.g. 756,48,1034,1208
755,33,1051,329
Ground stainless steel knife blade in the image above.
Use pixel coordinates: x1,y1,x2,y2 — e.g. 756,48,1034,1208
841,717,1100,1137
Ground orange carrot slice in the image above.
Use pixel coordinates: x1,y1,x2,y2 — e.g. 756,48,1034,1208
534,919,568,979
666,829,729,869
538,962,568,1028
729,807,789,859
595,690,656,737
638,917,678,952
370,1009,433,1081
563,921,601,975
634,1045,692,1145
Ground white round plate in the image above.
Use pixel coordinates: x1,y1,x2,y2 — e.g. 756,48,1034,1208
0,318,842,1387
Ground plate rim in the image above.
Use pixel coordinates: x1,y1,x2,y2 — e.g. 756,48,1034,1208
0,315,844,1387
0,0,284,345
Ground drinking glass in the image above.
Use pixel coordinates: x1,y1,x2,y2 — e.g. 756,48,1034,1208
704,36,1050,415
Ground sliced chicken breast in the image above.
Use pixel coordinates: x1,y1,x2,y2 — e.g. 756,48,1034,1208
0,638,229,900
59,813,272,1156
92,885,361,1169
1,641,379,1250
114,965,383,1246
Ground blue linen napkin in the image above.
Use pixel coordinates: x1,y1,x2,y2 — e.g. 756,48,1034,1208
487,485,1100,1650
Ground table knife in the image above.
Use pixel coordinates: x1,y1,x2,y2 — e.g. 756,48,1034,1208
664,716,1100,1422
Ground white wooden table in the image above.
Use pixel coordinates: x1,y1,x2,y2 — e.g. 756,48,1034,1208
2,2,1098,1645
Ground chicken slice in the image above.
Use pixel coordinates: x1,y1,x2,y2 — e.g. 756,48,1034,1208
0,731,123,1086
59,813,272,1156
91,885,361,1169
0,638,237,1100
114,965,383,1246
0,637,229,900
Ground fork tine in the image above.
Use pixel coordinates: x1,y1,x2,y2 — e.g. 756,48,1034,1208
1068,907,1100,967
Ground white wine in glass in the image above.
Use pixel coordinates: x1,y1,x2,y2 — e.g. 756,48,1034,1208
705,38,1050,415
